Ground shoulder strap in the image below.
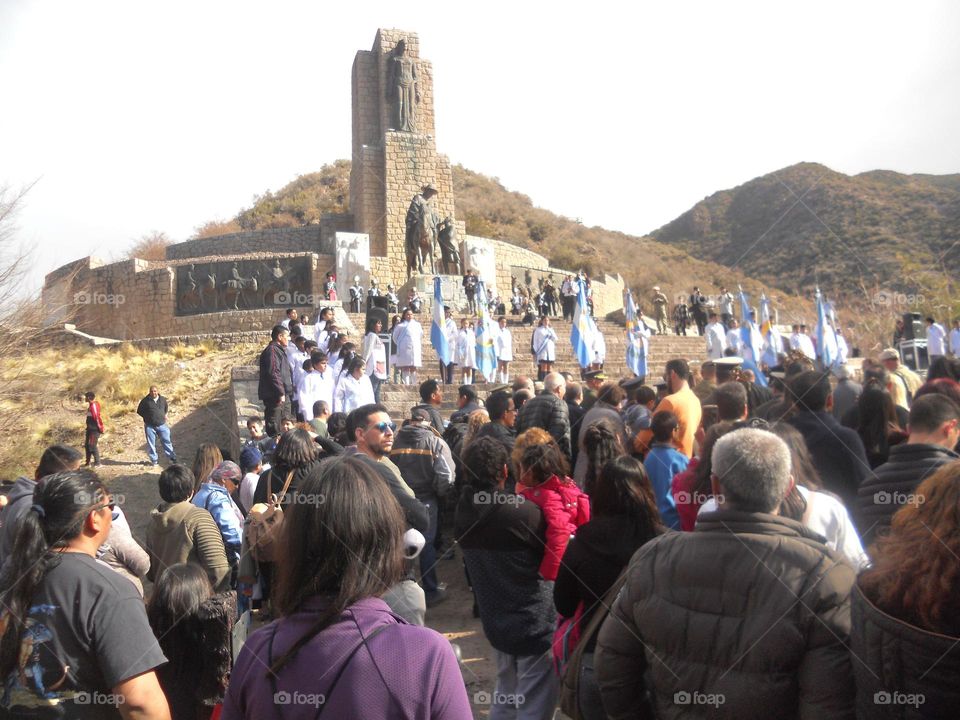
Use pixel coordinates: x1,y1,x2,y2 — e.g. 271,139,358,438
275,471,295,505
265,619,393,720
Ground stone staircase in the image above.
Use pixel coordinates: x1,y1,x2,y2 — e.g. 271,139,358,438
342,311,707,418
229,314,708,434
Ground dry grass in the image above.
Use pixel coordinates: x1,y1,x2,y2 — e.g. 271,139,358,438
0,341,245,480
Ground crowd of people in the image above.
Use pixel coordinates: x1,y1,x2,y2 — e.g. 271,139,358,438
2,299,960,719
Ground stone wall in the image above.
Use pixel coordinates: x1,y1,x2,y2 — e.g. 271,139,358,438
44,253,336,340
165,225,334,260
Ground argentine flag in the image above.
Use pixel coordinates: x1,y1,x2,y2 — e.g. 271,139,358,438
571,277,595,368
474,280,498,382
624,290,648,377
430,276,451,365
759,294,782,367
738,286,768,386
815,287,840,370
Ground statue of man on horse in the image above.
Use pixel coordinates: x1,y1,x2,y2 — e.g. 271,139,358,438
405,183,439,277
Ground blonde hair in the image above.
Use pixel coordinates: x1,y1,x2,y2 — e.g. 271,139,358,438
462,409,490,450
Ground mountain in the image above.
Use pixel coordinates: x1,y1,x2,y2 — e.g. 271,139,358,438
205,162,804,319
649,162,960,297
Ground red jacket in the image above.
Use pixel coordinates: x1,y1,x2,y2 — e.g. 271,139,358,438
518,475,590,581
87,400,104,433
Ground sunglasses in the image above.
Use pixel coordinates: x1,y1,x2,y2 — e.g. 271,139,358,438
371,421,396,434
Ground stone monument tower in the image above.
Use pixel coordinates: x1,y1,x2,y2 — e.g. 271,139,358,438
348,29,457,290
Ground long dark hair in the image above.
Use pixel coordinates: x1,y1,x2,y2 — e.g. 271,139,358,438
855,386,900,457
591,456,663,538
269,456,405,672
691,421,736,496
769,422,823,521
147,563,212,665
0,470,107,679
192,443,223,493
582,420,624,496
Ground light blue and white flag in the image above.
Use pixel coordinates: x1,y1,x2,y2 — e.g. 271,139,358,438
571,277,596,369
624,289,648,377
759,294,782,367
738,286,768,387
815,287,840,370
430,276,451,366
475,280,498,382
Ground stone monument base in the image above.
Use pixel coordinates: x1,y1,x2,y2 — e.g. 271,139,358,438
397,274,467,313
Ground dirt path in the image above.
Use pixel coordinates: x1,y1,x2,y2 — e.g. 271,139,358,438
90,353,502,718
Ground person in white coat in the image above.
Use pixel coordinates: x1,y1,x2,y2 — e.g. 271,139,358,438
333,357,376,414
441,306,459,384
926,316,947,359
532,316,558,381
457,319,476,385
495,316,514,384
796,324,816,360
725,319,743,355
312,307,334,345
297,352,335,422
950,319,960,357
835,328,850,365
392,308,424,385
362,318,388,403
705,312,728,360
591,326,606,371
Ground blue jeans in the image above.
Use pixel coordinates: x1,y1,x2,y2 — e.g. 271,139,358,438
419,497,440,594
370,375,384,403
144,423,176,464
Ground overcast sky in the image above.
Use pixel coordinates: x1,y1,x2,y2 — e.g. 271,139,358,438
3,0,958,293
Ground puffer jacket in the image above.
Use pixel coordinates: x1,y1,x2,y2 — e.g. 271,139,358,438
851,581,960,720
389,423,454,500
518,475,590,581
516,391,571,457
595,509,856,720
855,443,959,547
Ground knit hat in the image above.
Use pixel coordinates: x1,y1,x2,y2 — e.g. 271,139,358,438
239,446,262,472
209,460,242,485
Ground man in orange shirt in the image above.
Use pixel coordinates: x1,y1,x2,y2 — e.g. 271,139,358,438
633,358,702,458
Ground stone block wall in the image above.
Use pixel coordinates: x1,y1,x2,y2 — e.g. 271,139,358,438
44,252,337,340
165,226,329,260
349,145,385,254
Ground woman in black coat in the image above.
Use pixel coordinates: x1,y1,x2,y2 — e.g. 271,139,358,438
852,462,960,719
554,455,665,720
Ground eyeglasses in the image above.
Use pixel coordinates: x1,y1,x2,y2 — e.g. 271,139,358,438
371,421,396,434
92,499,116,513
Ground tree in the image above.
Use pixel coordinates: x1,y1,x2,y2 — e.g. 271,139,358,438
127,231,171,261
0,182,43,436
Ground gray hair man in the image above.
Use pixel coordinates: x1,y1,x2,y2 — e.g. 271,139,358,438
515,371,571,458
596,428,856,719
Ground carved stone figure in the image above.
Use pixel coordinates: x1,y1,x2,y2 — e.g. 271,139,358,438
437,216,461,275
221,262,258,310
386,38,420,132
405,184,438,277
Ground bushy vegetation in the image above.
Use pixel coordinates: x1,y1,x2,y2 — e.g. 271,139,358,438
233,160,351,230
126,231,172,261
650,162,960,302
0,341,257,480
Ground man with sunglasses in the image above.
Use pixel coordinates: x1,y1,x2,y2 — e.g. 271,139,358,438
346,404,429,624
